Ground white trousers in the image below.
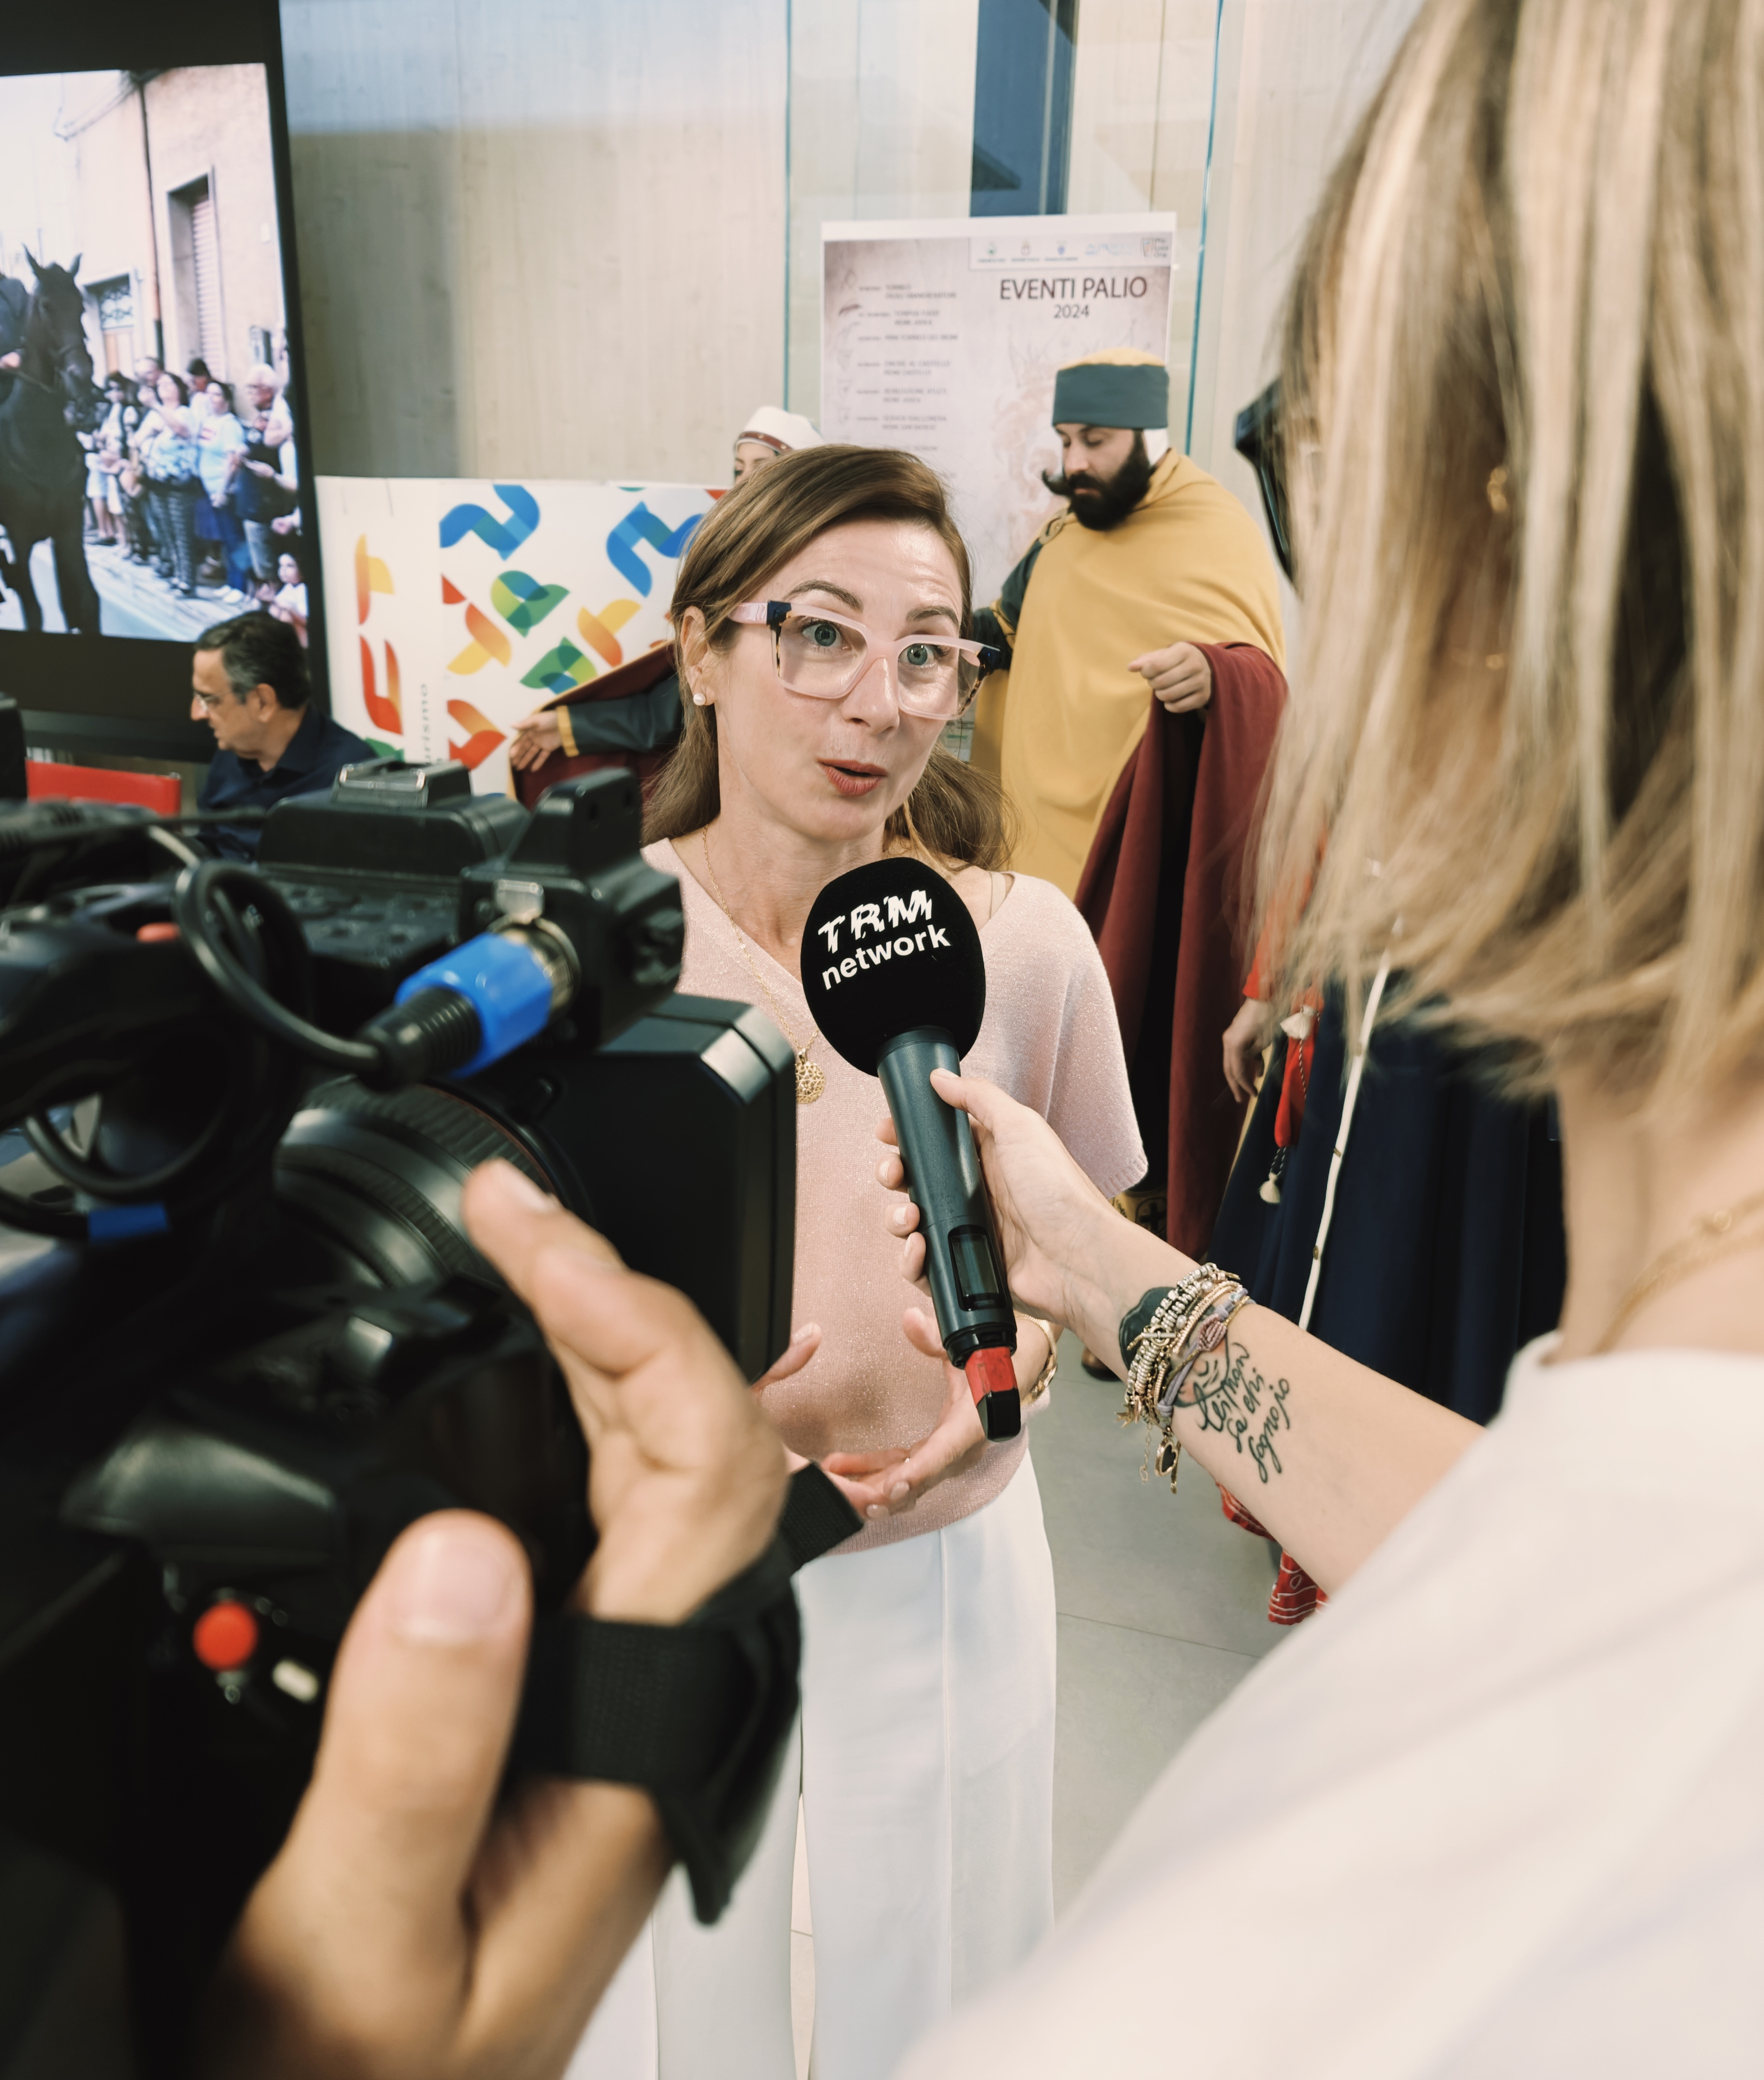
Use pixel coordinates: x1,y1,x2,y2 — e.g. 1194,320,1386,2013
568,1453,1057,2080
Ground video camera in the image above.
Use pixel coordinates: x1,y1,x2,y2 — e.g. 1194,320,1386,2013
0,720,799,2073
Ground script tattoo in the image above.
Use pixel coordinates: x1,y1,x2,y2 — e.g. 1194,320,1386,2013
1179,1331,1293,1485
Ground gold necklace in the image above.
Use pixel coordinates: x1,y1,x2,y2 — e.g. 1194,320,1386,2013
1596,1183,1764,1351
699,829,826,1105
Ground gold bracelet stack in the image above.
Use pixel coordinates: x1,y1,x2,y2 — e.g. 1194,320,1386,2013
1021,1317,1060,1408
1119,1265,1251,1493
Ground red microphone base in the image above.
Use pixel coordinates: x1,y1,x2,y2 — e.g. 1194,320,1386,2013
963,1346,1022,1440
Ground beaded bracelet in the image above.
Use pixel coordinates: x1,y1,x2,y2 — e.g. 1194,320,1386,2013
1116,1267,1251,1493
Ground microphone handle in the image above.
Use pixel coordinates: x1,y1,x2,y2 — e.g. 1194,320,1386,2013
877,1027,1020,1441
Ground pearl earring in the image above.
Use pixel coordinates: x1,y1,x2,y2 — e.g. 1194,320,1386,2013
692,690,708,706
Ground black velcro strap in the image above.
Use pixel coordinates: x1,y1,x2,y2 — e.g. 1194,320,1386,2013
778,1462,861,1571
512,1617,749,1790
508,1539,803,1924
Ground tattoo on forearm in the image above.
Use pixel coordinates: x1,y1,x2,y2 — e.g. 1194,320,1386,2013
1177,1330,1293,1484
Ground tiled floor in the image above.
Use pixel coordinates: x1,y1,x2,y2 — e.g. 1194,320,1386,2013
1037,1331,1283,1907
789,1334,1282,2073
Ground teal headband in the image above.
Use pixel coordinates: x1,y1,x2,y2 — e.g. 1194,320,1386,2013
1050,361,1169,430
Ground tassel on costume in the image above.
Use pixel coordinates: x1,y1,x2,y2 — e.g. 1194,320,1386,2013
1259,1145,1288,1204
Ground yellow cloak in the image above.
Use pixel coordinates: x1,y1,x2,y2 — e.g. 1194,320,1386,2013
972,453,1286,898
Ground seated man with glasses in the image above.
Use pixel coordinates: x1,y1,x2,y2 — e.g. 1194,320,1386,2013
191,611,369,859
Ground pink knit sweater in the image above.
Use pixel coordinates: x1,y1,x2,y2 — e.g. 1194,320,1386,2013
647,840,1144,1551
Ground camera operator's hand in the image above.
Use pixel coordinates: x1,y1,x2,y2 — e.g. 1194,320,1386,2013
201,1163,789,2080
462,1162,787,1625
202,1512,664,2080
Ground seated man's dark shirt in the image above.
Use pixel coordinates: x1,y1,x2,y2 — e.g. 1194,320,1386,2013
198,704,372,859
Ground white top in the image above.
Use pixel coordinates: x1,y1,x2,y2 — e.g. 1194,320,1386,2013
898,1338,1764,2075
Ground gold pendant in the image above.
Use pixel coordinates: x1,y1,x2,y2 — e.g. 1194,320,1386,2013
795,1056,826,1105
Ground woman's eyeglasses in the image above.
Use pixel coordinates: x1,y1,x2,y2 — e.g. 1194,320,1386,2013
729,601,1005,721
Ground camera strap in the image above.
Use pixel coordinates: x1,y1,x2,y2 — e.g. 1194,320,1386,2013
511,1465,860,1923
776,1459,864,1572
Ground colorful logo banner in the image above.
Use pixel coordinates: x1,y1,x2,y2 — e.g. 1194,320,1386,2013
318,477,717,794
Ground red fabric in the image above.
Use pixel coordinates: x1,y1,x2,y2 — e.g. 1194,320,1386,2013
1272,1000,1322,1149
1075,643,1287,1256
512,644,678,811
1244,929,1318,1150
1217,1484,1328,1625
1274,1039,1307,1148
1244,897,1324,1150
27,761,180,815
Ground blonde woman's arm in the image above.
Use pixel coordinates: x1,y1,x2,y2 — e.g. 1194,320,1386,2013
878,1073,1476,1593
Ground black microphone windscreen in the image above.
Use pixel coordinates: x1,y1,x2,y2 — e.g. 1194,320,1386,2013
802,857,985,1075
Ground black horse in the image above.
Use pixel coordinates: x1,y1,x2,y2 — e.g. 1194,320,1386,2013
0,254,101,635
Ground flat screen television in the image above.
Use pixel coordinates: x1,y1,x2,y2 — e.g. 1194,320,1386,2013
0,0,320,762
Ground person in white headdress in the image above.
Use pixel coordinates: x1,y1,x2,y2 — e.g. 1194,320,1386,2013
732,405,824,483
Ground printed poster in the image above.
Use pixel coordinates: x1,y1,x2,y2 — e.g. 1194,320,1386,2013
315,477,717,795
821,214,1175,603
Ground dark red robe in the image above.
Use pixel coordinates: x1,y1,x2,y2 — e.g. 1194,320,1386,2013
1074,642,1287,1257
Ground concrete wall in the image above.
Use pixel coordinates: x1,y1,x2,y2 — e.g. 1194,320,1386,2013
281,0,789,485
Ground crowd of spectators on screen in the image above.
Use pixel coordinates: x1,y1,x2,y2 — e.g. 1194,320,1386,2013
75,341,308,641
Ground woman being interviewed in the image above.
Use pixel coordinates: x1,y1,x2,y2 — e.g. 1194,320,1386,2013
572,448,1143,2080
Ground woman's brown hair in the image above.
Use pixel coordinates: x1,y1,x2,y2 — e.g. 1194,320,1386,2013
644,445,1015,871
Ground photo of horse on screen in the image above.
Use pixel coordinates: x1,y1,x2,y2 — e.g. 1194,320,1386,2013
0,67,305,646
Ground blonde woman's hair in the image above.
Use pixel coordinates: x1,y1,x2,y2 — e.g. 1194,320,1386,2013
645,445,1016,871
1259,0,1762,1105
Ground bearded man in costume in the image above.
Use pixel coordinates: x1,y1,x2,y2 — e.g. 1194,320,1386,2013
973,348,1289,1256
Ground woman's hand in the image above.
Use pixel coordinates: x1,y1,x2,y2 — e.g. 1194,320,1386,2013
821,1308,987,1517
1223,996,1275,1105
200,1160,791,2079
508,710,564,772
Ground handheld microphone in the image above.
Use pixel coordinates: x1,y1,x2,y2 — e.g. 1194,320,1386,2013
803,857,1020,1441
